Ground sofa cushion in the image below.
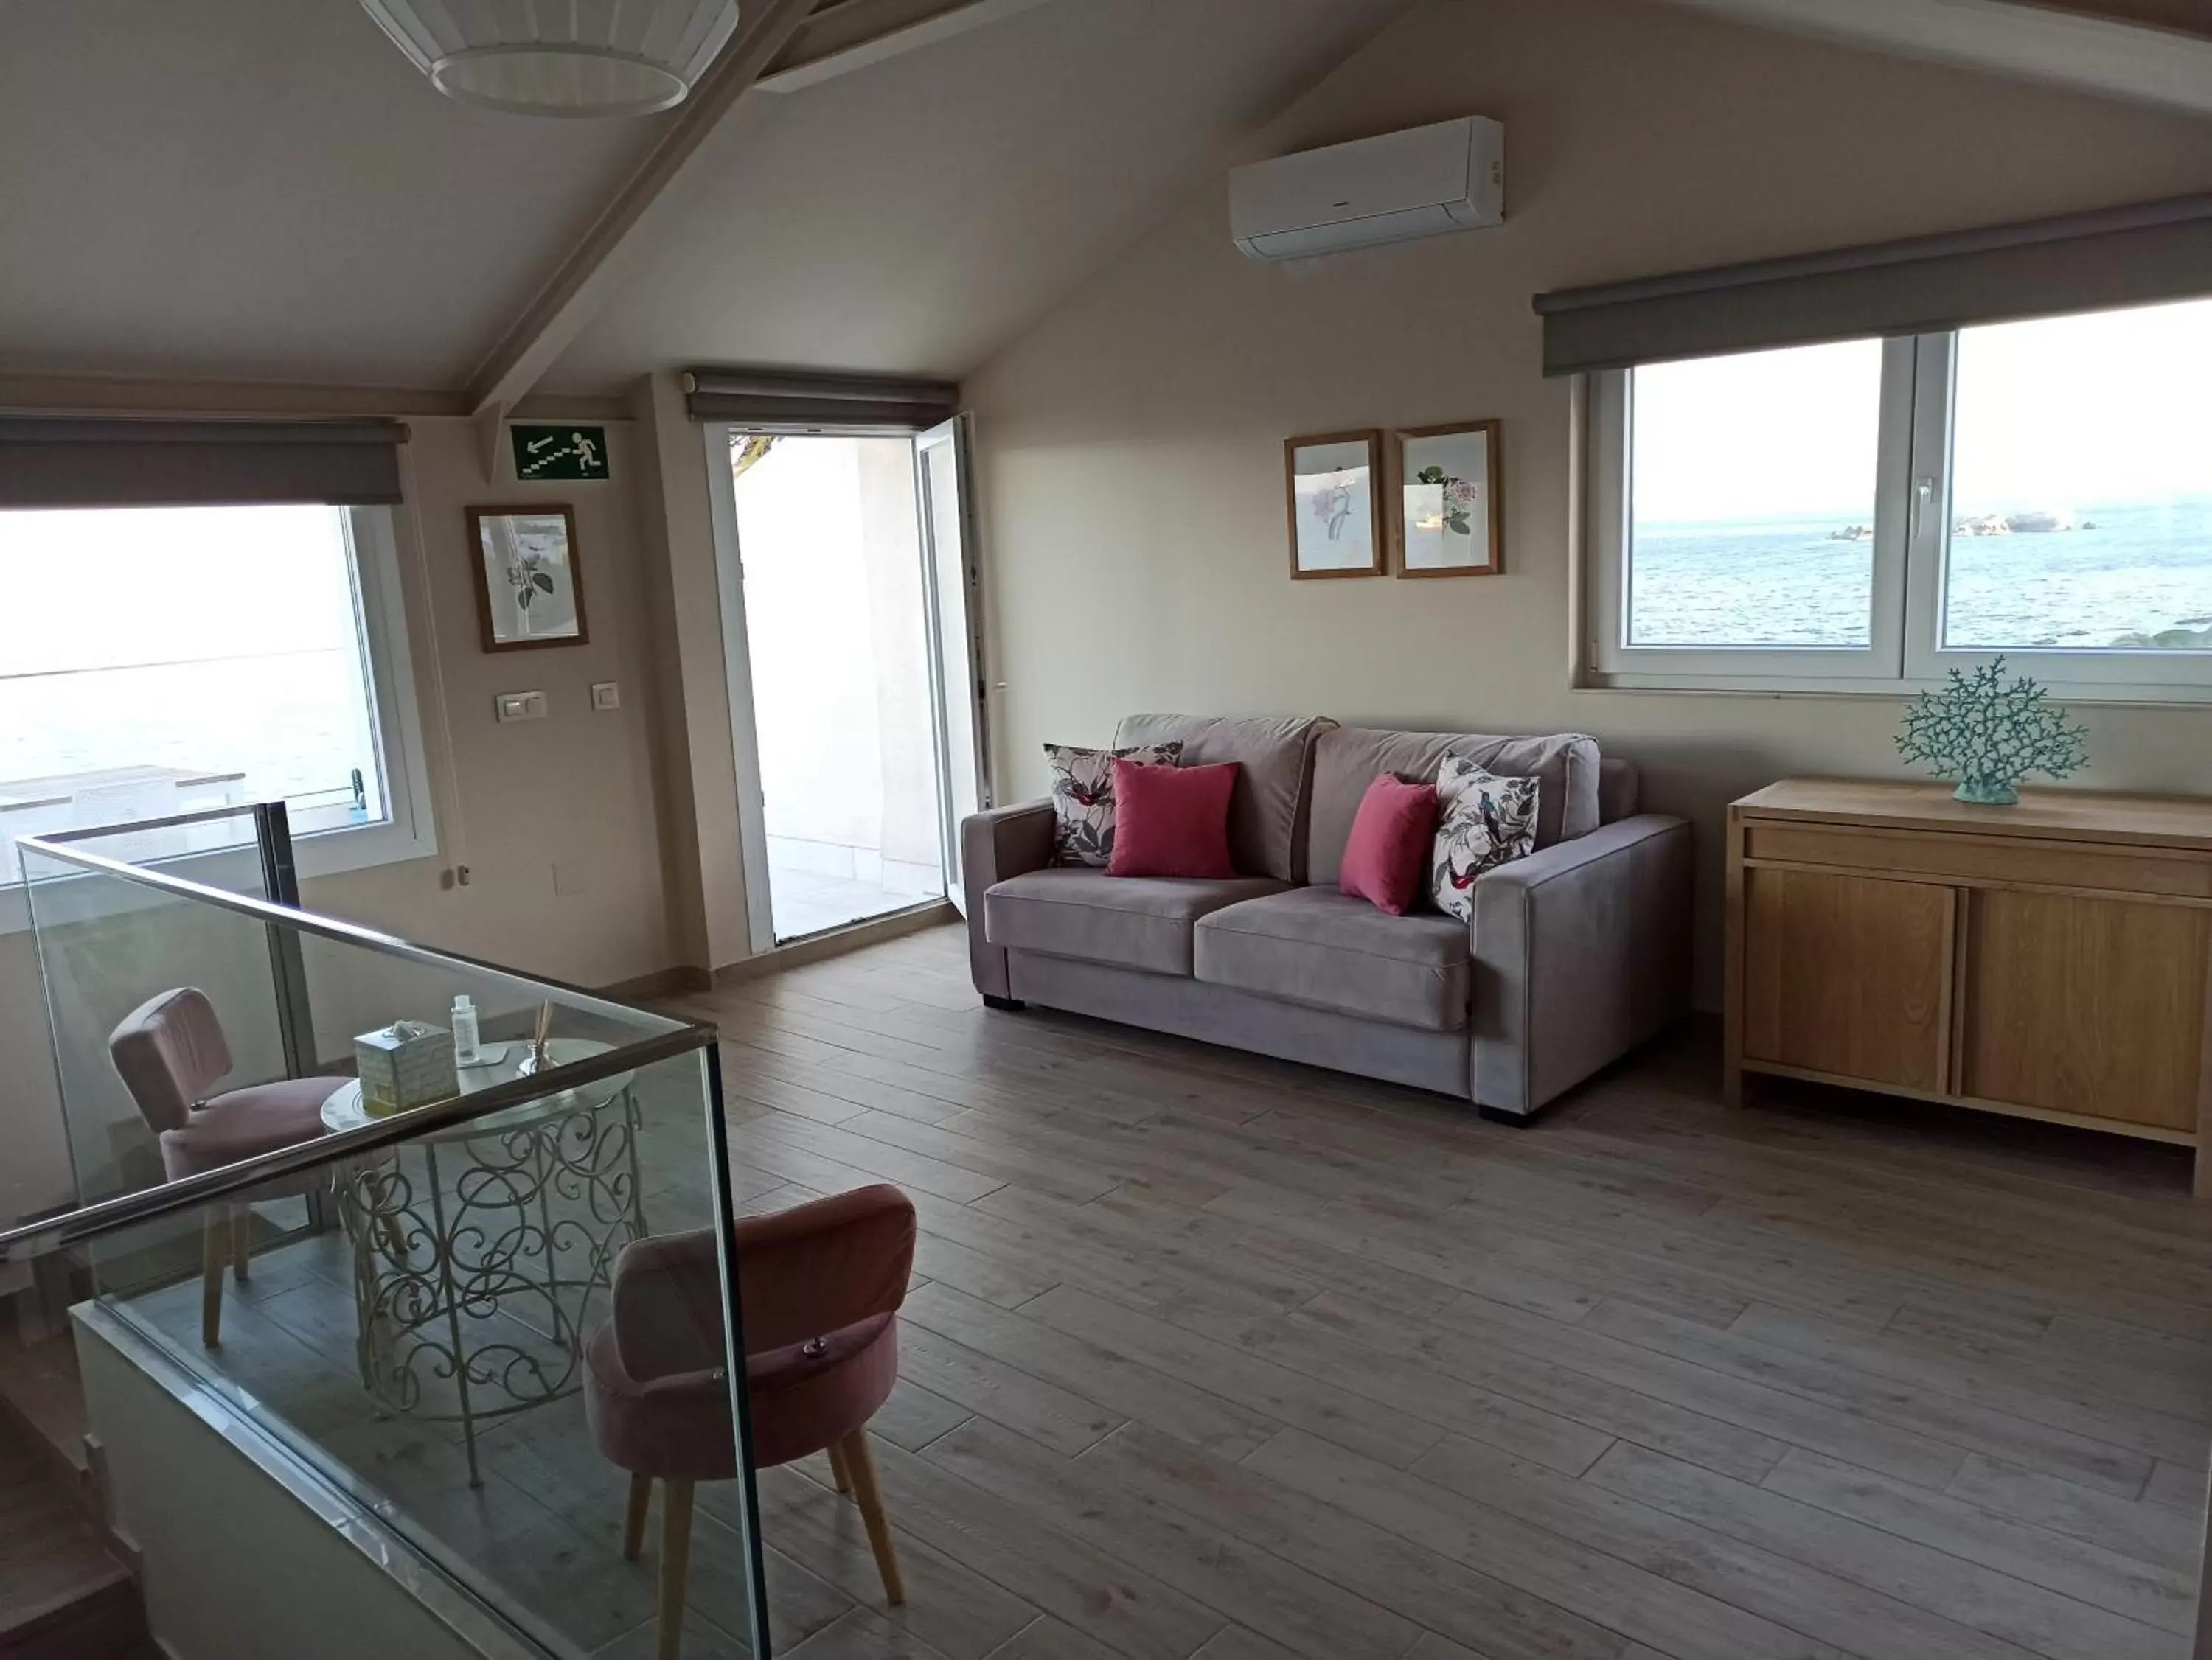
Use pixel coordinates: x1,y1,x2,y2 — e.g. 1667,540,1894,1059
1109,758,1239,879
1043,740,1182,867
985,868,1287,976
1114,714,1333,883
1194,887,1472,1031
1598,756,1639,824
1430,760,1540,923
1339,773,1439,917
1308,728,1600,885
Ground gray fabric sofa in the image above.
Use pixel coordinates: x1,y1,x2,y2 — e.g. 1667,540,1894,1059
961,714,1692,1122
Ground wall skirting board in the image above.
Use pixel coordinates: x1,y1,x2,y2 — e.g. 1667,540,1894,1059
594,902,961,1002
710,901,959,986
596,963,715,1001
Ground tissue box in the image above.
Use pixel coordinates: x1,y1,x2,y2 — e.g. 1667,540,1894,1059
355,1022,457,1117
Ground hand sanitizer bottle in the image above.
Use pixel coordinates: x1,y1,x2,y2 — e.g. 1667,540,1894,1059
451,995,481,1067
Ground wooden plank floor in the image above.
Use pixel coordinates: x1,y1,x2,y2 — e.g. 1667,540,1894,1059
660,921,2212,1660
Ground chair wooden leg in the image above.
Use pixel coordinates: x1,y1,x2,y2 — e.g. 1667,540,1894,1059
827,1440,852,1495
231,1205,252,1283
622,1473,653,1561
838,1430,903,1605
200,1215,226,1347
657,1478,694,1660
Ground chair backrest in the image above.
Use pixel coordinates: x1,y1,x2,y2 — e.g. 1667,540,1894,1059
734,1184,917,1355
109,987,232,1135
611,1185,918,1381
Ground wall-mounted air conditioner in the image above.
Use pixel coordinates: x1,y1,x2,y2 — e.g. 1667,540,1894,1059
1230,116,1503,262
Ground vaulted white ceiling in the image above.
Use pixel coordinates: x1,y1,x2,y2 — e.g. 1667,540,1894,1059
0,0,1408,399
0,0,669,391
3,0,2203,403
540,0,1414,392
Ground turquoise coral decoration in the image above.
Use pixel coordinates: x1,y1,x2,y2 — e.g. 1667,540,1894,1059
1895,657,2088,806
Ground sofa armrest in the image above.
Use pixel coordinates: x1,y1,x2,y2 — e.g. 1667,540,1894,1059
961,801,1057,999
1469,813,1693,1118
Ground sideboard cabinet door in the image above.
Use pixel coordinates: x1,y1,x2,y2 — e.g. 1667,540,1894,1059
1958,889,2210,1131
1742,867,1953,1092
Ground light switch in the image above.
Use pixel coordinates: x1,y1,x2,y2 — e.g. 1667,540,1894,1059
495,690,547,724
590,681,621,711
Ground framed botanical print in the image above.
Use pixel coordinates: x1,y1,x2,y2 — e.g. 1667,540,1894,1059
1284,430,1385,579
1391,419,1503,577
467,505,589,652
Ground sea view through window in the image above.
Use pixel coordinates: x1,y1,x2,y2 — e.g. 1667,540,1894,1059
1622,302,2212,660
0,503,384,881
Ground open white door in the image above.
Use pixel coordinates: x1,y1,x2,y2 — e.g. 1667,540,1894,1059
916,416,990,913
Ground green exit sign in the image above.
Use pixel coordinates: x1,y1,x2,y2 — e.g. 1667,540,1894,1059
511,425,611,481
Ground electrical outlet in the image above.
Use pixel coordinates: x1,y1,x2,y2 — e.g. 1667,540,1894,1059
590,681,621,711
553,863,591,896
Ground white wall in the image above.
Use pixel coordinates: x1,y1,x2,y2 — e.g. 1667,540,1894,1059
962,0,2212,1005
307,417,673,976
0,414,679,1221
632,371,754,972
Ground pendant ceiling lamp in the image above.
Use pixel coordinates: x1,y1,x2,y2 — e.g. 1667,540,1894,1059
361,1,742,118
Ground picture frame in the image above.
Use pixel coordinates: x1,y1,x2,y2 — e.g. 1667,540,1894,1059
467,505,589,652
1389,419,1503,578
1284,430,1385,579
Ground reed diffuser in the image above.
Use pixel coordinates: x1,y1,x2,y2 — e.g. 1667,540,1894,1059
526,1000,553,1075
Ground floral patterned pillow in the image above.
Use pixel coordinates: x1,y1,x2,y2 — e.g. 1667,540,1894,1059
1430,756,1539,921
1043,741,1183,867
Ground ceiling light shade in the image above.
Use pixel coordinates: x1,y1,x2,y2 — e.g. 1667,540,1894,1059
361,1,742,117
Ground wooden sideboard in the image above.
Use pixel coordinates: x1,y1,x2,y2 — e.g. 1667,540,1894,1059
1725,778,2212,1193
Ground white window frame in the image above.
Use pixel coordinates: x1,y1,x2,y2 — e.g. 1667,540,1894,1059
1584,321,2212,702
0,501,437,934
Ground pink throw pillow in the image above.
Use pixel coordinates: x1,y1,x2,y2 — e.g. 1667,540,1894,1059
1340,774,1440,916
1107,759,1240,879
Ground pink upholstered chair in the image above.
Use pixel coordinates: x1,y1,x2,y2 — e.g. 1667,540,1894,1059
584,1184,917,1660
108,987,346,1347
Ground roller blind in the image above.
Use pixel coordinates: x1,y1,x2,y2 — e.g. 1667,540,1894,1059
683,367,959,433
1534,192,2212,377
0,417,408,508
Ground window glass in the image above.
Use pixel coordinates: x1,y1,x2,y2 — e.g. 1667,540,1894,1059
1944,299,2212,652
1627,339,1885,648
0,504,383,881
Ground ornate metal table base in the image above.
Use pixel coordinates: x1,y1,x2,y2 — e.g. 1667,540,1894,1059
333,1088,647,1485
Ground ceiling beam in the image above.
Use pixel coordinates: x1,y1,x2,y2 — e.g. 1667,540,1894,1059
2028,0,2212,43
1647,0,2212,116
465,0,822,422
0,372,632,423
757,0,1055,93
465,0,1046,426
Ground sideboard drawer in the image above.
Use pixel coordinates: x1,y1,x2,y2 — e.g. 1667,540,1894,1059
1744,822,2212,902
